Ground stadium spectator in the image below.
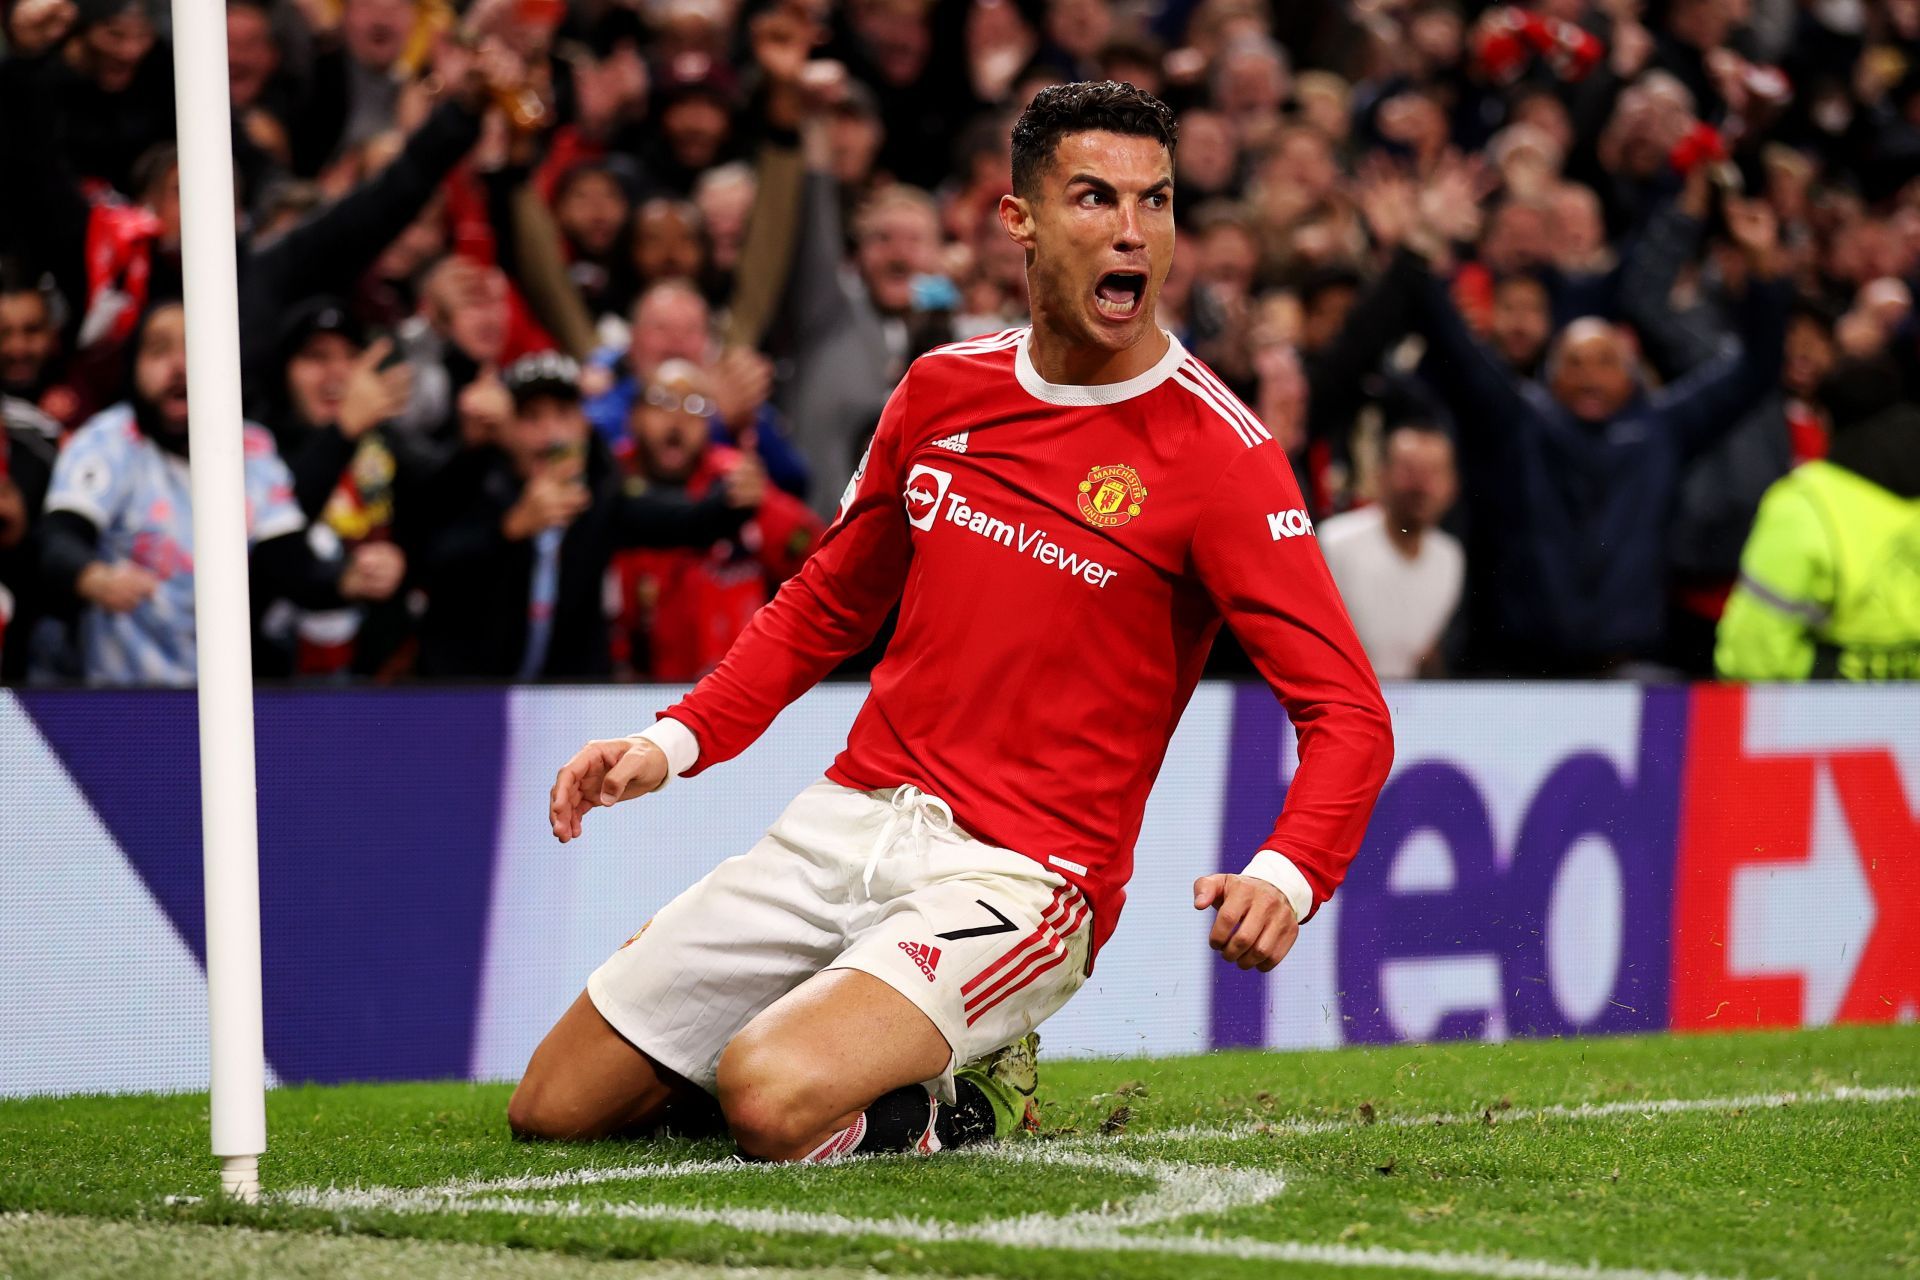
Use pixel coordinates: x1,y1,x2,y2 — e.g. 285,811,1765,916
35,303,405,685
0,395,58,680
0,0,177,195
1407,198,1788,676
1620,173,1844,672
0,262,82,429
291,0,440,175
1717,381,1920,681
1319,424,1464,680
607,358,821,681
584,281,809,495
771,78,957,516
413,351,755,678
393,256,511,442
261,297,422,677
2,0,1917,685
545,158,640,326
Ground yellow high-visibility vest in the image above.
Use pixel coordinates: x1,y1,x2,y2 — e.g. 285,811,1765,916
1716,461,1920,680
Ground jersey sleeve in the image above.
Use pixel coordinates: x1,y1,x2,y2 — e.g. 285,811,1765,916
654,367,918,776
1714,478,1831,681
242,427,307,545
1191,442,1395,919
43,420,132,530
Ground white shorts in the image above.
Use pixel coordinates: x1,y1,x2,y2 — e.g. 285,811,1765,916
587,779,1093,1102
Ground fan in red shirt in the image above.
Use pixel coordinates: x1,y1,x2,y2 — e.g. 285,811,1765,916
524,81,1392,1163
608,359,822,681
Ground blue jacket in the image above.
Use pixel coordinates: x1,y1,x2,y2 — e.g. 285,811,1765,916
583,353,813,501
1413,265,1788,671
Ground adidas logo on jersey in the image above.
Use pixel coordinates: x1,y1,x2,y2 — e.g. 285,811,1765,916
931,431,970,454
898,940,942,981
1267,508,1316,540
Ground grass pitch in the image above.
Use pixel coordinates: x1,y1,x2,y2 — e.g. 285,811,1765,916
2,1025,1916,1280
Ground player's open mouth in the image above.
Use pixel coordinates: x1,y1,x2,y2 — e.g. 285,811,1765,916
1093,272,1146,321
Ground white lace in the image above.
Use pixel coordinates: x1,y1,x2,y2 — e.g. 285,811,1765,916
862,785,955,897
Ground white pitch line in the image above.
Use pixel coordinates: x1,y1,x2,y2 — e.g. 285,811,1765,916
282,1081,1919,1208
300,1190,1748,1280
1062,1082,1920,1146
276,1083,1917,1280
286,1148,1287,1231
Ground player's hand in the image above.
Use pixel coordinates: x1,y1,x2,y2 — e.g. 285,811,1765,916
1193,873,1299,972
76,561,159,614
549,737,669,842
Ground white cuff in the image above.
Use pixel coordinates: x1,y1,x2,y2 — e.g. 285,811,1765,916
626,717,699,787
1240,849,1314,924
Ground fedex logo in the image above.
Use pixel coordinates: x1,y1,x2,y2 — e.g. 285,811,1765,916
1670,687,1918,1029
1213,683,1918,1055
1332,689,1683,1044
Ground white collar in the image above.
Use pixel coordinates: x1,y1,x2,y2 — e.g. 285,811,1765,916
1014,328,1187,407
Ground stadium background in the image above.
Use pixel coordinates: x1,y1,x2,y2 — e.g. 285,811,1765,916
4,680,1913,1097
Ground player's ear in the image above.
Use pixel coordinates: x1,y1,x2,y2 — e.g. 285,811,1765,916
999,193,1036,251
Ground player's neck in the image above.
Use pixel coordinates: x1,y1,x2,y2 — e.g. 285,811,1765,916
1024,320,1170,388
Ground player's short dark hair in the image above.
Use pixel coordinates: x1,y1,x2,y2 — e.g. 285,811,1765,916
1010,81,1177,198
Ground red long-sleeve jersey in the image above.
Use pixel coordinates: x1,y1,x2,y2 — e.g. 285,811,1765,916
659,328,1393,956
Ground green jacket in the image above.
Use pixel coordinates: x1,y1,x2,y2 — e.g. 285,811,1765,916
1716,460,1920,680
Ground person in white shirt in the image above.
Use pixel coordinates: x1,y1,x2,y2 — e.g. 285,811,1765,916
1319,424,1464,679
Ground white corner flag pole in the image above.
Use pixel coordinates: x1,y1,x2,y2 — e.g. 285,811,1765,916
171,0,268,1202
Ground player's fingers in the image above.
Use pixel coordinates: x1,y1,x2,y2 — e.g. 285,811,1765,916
1253,914,1300,972
1209,888,1251,951
550,771,574,840
599,747,649,806
551,745,604,839
1221,892,1272,964
1193,873,1227,910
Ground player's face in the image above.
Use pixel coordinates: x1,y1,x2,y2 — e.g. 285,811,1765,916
1003,131,1174,357
134,305,190,433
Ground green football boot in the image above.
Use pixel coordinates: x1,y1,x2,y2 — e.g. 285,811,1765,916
955,1031,1041,1139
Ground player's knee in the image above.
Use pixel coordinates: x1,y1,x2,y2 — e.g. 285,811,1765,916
507,1077,593,1143
714,1039,828,1159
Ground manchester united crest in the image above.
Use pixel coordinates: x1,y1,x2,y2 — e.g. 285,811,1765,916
1076,463,1147,528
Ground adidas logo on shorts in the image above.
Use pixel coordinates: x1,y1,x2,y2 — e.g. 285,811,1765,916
898,940,942,982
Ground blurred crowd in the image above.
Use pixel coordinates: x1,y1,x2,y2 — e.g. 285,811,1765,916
1,0,1917,685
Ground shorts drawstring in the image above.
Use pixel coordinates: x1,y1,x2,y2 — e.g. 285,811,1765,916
862,785,955,897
